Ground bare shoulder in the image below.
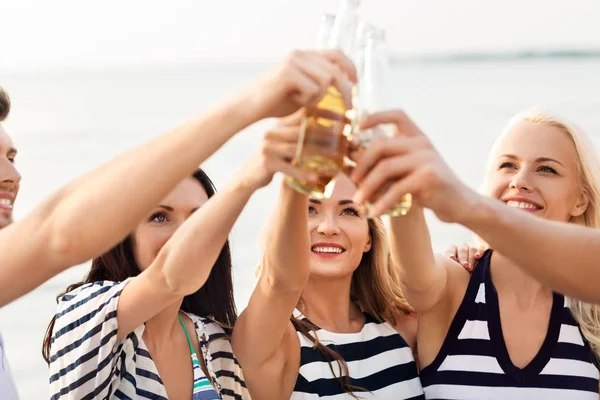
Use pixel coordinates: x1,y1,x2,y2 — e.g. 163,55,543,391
390,313,418,351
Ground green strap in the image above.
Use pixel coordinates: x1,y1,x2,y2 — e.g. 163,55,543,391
178,314,196,356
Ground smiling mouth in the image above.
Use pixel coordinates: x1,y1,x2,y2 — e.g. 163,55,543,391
505,200,542,212
311,246,346,258
0,198,13,210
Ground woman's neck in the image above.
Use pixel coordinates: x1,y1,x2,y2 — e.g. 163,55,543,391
490,251,552,308
142,298,185,350
299,274,364,333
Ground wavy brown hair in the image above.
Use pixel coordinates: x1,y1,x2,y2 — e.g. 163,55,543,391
42,168,237,364
292,216,414,397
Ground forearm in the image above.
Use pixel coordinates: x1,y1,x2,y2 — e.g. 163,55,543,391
50,94,256,266
390,206,446,310
0,95,256,308
158,177,256,294
263,183,311,291
115,178,256,337
462,193,600,303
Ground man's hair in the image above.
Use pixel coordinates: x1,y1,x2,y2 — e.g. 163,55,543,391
0,87,10,122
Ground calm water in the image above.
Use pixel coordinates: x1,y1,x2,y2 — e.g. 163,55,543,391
1,58,600,398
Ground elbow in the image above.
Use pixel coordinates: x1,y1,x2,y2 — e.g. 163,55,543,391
36,189,88,268
152,243,210,297
44,216,83,268
262,262,310,294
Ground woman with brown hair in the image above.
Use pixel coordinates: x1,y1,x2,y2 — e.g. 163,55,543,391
231,164,424,398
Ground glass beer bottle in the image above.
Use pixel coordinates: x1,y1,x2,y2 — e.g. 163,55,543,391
357,26,412,216
285,0,360,199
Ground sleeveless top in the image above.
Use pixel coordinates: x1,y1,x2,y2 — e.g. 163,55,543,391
48,279,249,399
420,250,600,400
0,331,19,399
291,309,424,399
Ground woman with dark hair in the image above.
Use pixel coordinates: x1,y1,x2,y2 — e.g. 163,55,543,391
38,50,357,399
43,168,246,399
43,136,308,399
0,48,354,400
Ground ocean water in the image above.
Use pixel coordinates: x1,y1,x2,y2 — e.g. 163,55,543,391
1,57,600,398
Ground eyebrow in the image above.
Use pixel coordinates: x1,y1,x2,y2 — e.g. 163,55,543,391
157,205,201,214
7,147,17,155
308,199,355,205
500,154,564,167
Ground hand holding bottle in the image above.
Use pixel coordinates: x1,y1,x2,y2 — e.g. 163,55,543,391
238,110,315,191
247,49,357,120
350,109,477,223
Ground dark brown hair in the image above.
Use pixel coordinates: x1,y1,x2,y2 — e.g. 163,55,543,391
0,87,10,121
42,168,237,363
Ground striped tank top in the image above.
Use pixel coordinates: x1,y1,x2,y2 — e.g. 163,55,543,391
420,250,600,399
291,309,424,399
48,279,249,399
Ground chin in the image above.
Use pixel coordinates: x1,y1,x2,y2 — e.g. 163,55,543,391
0,216,12,229
309,263,356,280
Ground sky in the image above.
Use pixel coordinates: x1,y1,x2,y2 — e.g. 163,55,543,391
1,0,600,70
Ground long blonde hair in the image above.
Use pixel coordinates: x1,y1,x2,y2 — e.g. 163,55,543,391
258,216,414,397
483,109,600,362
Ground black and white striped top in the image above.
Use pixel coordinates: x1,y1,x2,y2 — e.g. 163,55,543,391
291,309,424,399
420,250,600,399
48,279,248,399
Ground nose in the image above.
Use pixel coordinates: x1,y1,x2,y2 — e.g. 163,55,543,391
509,169,532,192
0,157,20,185
317,211,341,236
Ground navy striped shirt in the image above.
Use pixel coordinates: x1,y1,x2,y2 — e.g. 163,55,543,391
47,279,248,399
420,250,600,399
291,309,424,399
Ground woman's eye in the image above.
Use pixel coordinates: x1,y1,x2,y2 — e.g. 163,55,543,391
341,207,360,217
150,213,168,223
538,165,558,174
499,162,517,170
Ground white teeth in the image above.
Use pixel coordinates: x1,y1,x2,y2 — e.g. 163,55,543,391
506,201,539,210
312,246,344,254
0,199,12,208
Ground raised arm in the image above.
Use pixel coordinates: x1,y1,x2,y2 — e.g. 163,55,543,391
460,193,600,303
353,109,600,304
351,111,462,312
0,49,356,308
232,181,310,400
115,110,316,339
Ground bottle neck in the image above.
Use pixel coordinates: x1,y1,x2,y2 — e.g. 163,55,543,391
328,0,361,56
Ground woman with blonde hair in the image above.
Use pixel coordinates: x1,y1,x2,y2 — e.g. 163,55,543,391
351,108,600,398
231,154,424,398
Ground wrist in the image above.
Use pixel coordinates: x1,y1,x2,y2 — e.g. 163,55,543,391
456,187,495,229
228,173,259,199
236,80,272,123
223,84,266,127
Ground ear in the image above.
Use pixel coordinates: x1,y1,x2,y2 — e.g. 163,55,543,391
570,189,589,218
363,233,372,253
